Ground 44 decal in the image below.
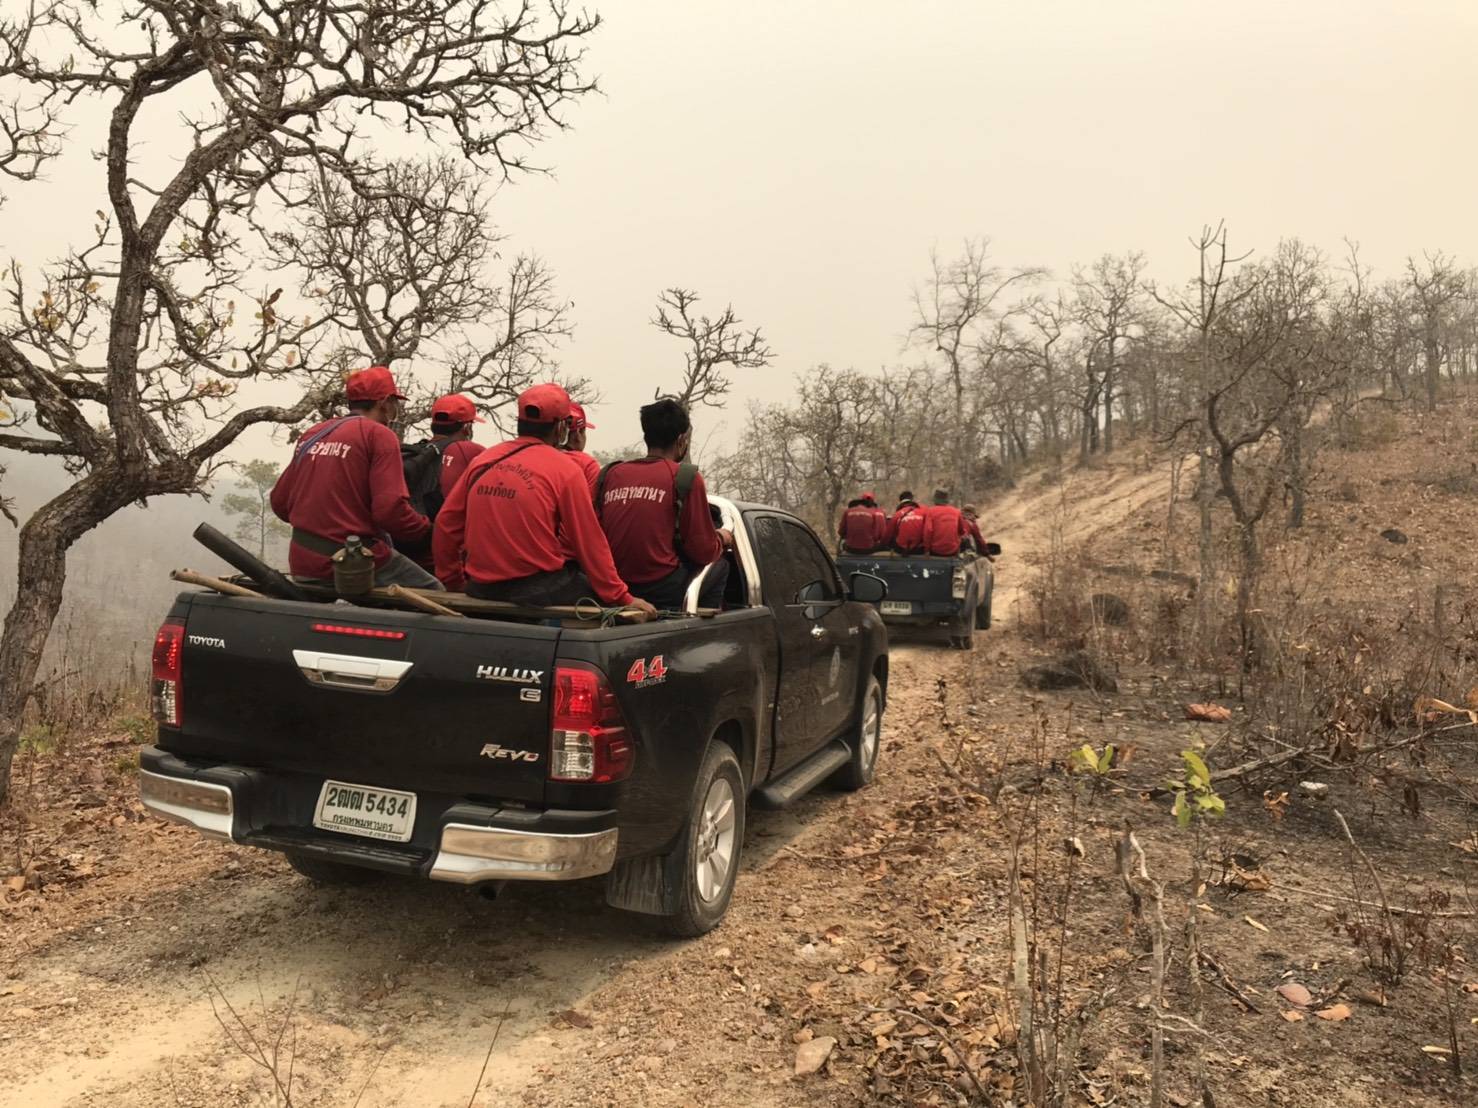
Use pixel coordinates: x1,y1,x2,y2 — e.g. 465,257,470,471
626,655,668,687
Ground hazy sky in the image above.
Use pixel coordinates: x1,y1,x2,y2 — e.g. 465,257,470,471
3,0,1477,461
493,0,1478,452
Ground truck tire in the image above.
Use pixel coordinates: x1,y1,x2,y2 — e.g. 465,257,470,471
659,742,745,938
974,582,993,630
831,675,883,791
285,851,383,886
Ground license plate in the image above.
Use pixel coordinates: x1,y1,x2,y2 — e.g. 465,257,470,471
881,600,913,615
313,780,416,843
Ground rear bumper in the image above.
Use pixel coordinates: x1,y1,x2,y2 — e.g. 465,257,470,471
140,749,618,884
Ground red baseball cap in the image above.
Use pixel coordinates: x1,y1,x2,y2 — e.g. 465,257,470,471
569,402,595,430
863,491,877,501
344,365,407,403
516,383,572,424
431,394,485,424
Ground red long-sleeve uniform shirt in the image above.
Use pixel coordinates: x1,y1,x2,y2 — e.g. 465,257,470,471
563,449,601,494
889,505,926,552
838,504,887,552
433,437,634,605
270,415,429,579
598,459,723,584
923,505,973,556
439,439,483,499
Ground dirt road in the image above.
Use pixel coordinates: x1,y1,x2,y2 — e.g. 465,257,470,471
1,464,1163,1108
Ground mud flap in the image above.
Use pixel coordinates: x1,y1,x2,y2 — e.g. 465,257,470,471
604,851,682,916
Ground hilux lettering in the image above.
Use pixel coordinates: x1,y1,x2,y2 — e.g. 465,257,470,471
475,665,544,685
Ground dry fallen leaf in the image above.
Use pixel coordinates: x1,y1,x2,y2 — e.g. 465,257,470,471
1421,1045,1453,1056
1315,1004,1352,1022
805,981,827,999
1185,702,1233,723
1275,983,1312,1008
557,1009,594,1030
1280,1009,1305,1022
794,1035,836,1076
1243,916,1270,933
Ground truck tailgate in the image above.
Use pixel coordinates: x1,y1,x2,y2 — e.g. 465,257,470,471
162,594,557,804
838,555,956,604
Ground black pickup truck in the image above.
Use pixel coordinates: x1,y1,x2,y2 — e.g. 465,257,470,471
835,546,998,650
140,498,888,936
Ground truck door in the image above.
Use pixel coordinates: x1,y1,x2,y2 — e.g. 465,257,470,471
776,520,859,747
752,515,858,773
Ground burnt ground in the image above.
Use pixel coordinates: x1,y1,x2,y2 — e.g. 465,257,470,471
4,402,1478,1106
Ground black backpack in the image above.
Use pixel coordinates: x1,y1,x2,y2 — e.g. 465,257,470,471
402,439,449,520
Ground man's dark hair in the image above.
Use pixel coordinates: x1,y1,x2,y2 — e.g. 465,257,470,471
517,417,559,440
899,490,914,502
431,419,467,437
346,399,376,414
932,488,951,505
641,398,691,449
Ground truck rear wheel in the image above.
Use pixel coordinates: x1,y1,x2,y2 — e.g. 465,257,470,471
831,675,883,791
659,742,745,938
975,583,993,630
285,851,383,886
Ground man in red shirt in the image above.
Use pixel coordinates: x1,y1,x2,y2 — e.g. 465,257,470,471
431,394,486,500
923,488,969,557
562,402,601,492
270,365,441,589
400,393,485,582
888,491,926,553
433,383,657,618
960,504,988,554
838,492,887,553
597,398,732,611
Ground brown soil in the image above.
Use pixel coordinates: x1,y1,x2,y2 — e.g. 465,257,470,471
4,409,1477,1106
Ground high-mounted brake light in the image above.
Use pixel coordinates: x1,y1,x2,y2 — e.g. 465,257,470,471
311,623,406,641
550,663,632,783
151,618,185,727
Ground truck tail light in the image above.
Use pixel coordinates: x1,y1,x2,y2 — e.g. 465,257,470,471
550,663,632,783
151,618,185,727
951,567,968,599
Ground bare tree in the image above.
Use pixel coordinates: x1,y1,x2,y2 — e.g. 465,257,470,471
1405,252,1469,411
0,0,599,801
1073,252,1146,461
910,240,1043,496
1152,223,1257,645
276,158,576,431
651,288,772,410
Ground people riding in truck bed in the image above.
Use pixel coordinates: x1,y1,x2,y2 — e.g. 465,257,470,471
888,490,927,554
433,383,657,618
595,398,733,611
269,365,442,590
401,393,486,581
922,488,986,557
838,492,887,554
562,402,601,493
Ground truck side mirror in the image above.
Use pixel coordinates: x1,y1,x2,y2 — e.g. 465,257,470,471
983,542,1002,557
848,573,887,604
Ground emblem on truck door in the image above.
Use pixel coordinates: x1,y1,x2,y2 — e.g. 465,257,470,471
475,665,543,684
479,743,540,763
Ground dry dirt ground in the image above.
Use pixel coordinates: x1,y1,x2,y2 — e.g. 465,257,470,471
4,413,1478,1106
